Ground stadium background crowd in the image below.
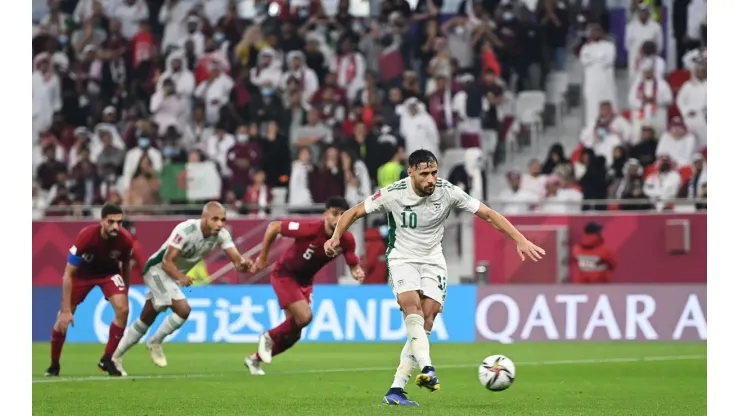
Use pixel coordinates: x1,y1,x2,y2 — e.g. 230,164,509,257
31,0,707,219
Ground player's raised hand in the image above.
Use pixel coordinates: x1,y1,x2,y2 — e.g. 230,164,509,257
350,265,365,282
324,237,341,257
235,257,253,273
57,311,74,334
516,239,546,262
250,255,268,273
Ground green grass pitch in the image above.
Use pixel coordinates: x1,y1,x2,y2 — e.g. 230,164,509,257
32,342,706,416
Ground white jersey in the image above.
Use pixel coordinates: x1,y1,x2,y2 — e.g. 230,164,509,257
363,177,481,264
143,219,235,275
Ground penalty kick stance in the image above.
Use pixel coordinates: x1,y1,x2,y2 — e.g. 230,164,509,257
324,149,546,406
112,202,252,375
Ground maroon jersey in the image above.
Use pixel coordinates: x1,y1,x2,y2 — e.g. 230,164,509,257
68,225,134,280
273,220,359,283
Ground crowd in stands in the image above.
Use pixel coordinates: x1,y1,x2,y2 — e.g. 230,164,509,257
31,0,707,219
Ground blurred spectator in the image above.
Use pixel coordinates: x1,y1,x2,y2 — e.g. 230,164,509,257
656,117,697,167
581,127,621,167
627,59,672,136
332,34,366,102
251,47,283,89
150,78,187,135
122,133,163,192
182,105,213,147
36,143,68,192
521,158,546,197
625,4,663,82
194,63,234,125
226,124,261,199
679,153,707,200
161,128,189,163
400,98,439,157
541,143,569,175
498,171,538,215
157,51,196,111
70,154,103,207
610,157,640,197
643,156,681,211
282,51,320,104
205,123,236,176
291,107,333,165
260,121,291,188
580,155,608,211
159,0,196,54
449,147,487,202
608,145,628,180
631,124,658,167
632,40,665,80
32,53,62,142
342,148,372,206
579,23,616,125
580,101,632,146
377,143,405,188
538,0,570,72
535,175,576,214
557,165,584,210
112,0,150,40
124,155,160,209
571,222,616,284
244,170,271,218
92,127,125,173
309,146,345,204
288,147,314,211
676,61,707,149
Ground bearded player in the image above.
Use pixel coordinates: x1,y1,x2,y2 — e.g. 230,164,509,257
244,196,365,375
324,149,545,406
46,203,134,377
111,202,252,376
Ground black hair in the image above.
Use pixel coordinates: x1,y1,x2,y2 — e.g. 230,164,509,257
101,203,123,218
407,149,438,169
325,196,350,211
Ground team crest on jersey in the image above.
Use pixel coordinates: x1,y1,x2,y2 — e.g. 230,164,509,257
433,202,442,212
109,251,121,259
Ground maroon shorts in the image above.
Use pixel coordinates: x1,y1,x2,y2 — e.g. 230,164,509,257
71,274,128,307
270,274,313,309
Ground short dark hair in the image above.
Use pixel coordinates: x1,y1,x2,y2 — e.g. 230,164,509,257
325,196,350,211
101,203,123,218
408,149,438,169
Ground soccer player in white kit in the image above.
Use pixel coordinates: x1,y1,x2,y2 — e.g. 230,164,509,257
111,202,252,376
324,150,545,406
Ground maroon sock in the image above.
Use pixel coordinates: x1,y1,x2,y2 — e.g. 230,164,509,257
268,318,302,357
103,323,125,359
273,328,302,357
50,330,66,367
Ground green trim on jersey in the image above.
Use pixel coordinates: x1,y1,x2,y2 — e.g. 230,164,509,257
182,223,197,235
435,179,452,188
143,248,166,274
386,213,397,257
387,182,408,192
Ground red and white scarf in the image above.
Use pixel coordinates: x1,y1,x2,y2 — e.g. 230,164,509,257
336,53,357,88
637,79,658,119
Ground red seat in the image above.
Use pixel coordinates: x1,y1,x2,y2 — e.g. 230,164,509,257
667,70,691,97
570,144,584,164
643,164,657,179
678,165,694,184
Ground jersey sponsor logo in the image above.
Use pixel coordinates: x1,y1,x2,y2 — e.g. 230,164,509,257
372,190,382,201
288,221,300,231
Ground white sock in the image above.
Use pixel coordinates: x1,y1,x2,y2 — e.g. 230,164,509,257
114,319,149,358
390,341,417,389
405,314,432,369
149,314,186,344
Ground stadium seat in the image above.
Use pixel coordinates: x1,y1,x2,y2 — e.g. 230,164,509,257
667,70,691,97
643,163,657,179
514,91,546,144
440,148,468,180
678,165,694,184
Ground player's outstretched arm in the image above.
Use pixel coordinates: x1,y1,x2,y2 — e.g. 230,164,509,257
473,203,546,262
252,221,282,272
325,202,368,257
225,247,253,273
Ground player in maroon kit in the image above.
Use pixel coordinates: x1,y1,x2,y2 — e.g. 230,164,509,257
244,196,365,375
45,204,134,377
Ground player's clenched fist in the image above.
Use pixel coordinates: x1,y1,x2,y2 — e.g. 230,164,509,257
235,257,253,273
250,255,268,273
324,237,341,257
176,274,195,287
350,265,365,282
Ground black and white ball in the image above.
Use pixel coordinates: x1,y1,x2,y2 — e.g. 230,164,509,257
478,355,516,391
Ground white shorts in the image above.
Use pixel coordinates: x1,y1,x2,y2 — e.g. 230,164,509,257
144,266,186,310
387,261,448,307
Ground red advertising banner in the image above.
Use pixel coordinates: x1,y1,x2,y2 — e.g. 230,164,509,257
475,285,706,342
473,213,707,284
32,218,342,286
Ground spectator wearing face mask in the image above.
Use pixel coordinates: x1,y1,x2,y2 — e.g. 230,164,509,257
580,101,633,146
656,117,697,167
122,134,163,192
627,59,673,137
643,155,682,211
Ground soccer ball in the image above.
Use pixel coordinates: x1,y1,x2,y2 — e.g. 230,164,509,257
478,355,516,391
